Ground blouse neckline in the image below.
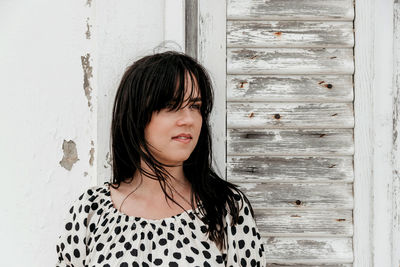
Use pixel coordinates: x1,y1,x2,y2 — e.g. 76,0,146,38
102,182,202,224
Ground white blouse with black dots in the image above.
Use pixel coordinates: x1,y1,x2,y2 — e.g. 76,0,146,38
55,183,266,267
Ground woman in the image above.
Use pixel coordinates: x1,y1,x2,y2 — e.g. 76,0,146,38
56,51,265,267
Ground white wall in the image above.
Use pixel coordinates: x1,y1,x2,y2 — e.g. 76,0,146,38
0,1,182,266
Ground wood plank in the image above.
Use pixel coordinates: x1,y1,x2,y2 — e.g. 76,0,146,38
353,0,374,265
227,48,354,74
227,156,353,183
254,209,353,236
227,0,354,21
227,21,354,48
227,74,353,102
262,237,353,263
392,2,400,266
197,0,227,176
236,182,353,209
227,129,354,156
227,102,354,129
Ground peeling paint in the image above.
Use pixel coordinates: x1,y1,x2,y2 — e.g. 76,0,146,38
86,0,92,7
81,53,93,110
85,17,92,39
59,140,79,170
89,140,95,166
105,152,112,168
89,148,95,166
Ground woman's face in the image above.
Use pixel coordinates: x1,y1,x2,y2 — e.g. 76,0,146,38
144,76,203,165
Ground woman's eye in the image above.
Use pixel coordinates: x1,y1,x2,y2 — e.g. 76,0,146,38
190,104,201,110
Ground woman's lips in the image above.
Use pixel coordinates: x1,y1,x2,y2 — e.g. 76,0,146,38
172,134,192,144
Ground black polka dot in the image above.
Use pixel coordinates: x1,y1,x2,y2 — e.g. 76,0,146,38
202,250,211,259
116,251,123,258
73,248,80,258
201,241,210,249
190,247,199,255
154,258,163,265
97,255,104,263
114,226,121,235
231,225,237,235
173,252,181,259
65,222,72,231
124,242,131,250
185,256,194,263
238,240,245,249
96,243,104,251
130,248,138,256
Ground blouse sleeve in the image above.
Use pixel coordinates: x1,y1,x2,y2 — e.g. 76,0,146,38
55,189,92,267
224,192,266,267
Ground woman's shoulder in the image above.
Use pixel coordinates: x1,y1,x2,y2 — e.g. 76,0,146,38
223,186,257,224
67,183,110,213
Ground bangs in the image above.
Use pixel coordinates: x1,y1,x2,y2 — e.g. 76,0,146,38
153,63,203,112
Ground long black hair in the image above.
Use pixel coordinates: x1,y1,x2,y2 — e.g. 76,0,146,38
108,50,254,251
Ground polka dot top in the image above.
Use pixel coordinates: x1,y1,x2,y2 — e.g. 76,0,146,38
55,183,266,267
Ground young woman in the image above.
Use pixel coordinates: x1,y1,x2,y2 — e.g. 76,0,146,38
56,51,265,267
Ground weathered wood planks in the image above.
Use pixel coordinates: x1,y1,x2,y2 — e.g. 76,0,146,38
227,156,353,183
227,48,354,74
227,0,354,21
255,209,353,236
225,0,356,264
227,102,354,128
227,21,354,48
236,182,353,209
263,237,353,263
227,75,353,102
227,129,354,156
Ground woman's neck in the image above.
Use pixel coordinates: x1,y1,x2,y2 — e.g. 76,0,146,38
123,160,191,199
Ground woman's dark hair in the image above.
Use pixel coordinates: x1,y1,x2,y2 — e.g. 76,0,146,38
107,50,255,251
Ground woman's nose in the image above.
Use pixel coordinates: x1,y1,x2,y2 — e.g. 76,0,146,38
176,107,195,125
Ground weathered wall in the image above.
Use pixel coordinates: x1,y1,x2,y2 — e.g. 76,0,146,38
0,0,174,266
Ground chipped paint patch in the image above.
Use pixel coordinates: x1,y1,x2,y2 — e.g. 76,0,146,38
84,172,88,177
104,152,112,168
89,140,95,166
85,17,92,39
59,140,79,170
81,53,93,110
86,0,92,7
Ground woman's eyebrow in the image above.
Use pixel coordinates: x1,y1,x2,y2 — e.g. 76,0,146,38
190,97,202,102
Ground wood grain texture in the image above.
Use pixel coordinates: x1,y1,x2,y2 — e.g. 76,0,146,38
227,21,354,48
263,237,353,263
227,0,354,21
227,48,354,74
393,2,400,266
227,156,353,183
236,182,353,209
197,0,227,177
353,0,374,265
254,209,353,236
227,102,354,129
227,129,354,156
227,74,353,102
